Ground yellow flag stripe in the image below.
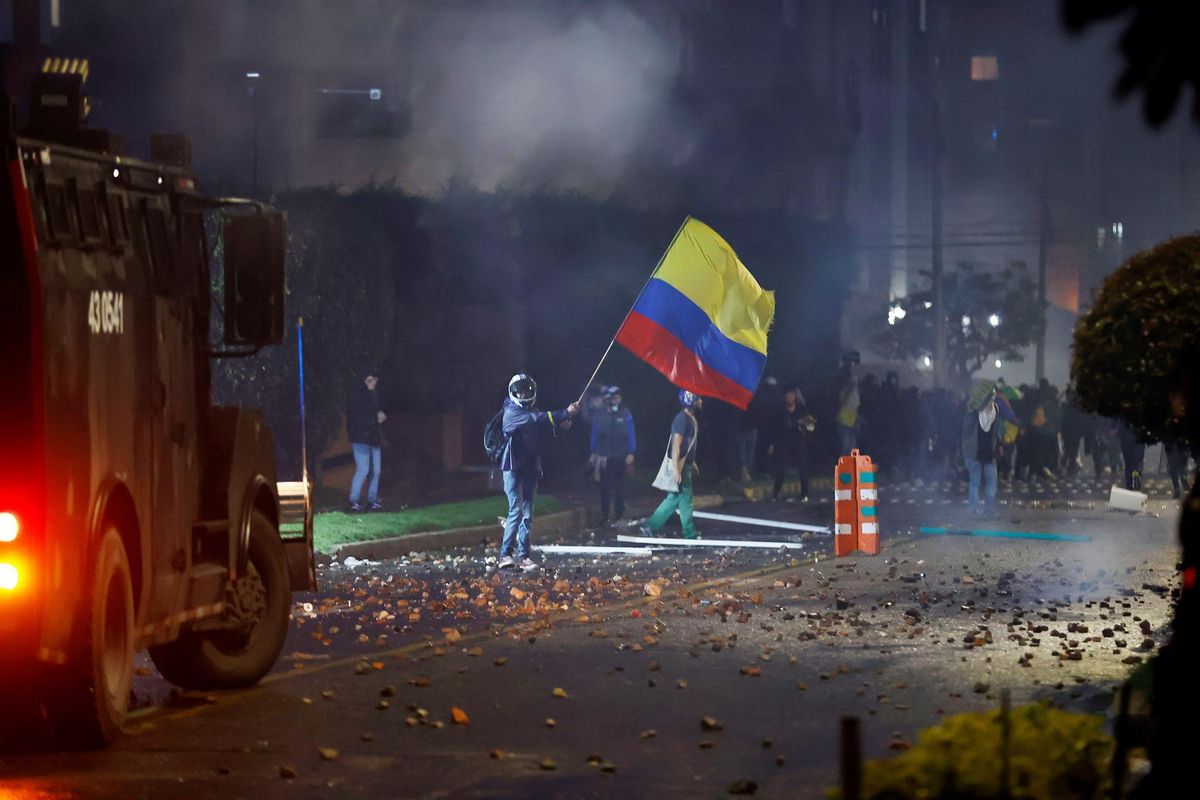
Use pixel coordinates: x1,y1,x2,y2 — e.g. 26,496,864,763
652,218,775,355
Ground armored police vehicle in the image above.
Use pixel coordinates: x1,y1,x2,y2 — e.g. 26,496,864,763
0,58,314,746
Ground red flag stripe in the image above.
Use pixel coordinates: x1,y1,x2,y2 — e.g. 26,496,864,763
616,311,754,409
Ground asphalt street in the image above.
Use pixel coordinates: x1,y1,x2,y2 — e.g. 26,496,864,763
0,478,1183,800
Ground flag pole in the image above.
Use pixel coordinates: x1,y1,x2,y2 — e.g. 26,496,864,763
576,217,691,405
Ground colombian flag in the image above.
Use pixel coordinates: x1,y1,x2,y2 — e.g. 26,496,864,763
616,218,775,410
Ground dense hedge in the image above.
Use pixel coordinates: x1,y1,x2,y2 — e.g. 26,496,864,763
1071,235,1200,442
830,704,1111,800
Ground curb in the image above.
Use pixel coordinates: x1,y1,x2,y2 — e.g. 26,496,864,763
734,477,835,503
327,508,585,561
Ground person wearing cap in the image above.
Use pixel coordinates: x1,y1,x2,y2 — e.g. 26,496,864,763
498,373,580,571
346,368,386,512
641,390,703,540
589,386,637,526
961,381,1014,518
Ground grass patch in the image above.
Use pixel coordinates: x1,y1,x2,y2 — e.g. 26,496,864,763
314,495,564,553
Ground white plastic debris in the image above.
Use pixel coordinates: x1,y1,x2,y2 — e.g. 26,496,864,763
342,555,379,569
1109,486,1148,512
690,510,830,533
535,545,658,555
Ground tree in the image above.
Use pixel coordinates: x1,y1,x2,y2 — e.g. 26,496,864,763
1062,1,1200,127
1072,234,1200,444
868,262,1045,389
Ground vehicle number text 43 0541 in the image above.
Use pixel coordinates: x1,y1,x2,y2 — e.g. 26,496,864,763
87,290,125,335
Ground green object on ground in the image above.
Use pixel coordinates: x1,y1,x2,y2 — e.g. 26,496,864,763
314,495,563,552
920,526,1090,543
829,703,1112,800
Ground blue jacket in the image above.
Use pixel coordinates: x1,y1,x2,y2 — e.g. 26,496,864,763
501,397,570,475
590,406,636,460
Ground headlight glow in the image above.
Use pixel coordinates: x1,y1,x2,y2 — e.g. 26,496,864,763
0,563,19,591
0,511,17,543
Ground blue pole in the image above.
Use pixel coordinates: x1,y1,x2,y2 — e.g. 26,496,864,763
297,317,308,483
919,527,1090,543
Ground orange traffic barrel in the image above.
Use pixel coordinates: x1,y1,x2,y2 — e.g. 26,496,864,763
833,449,879,556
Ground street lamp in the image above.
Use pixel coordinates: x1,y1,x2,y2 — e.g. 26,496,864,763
994,359,1002,368
246,71,261,194
988,313,1001,327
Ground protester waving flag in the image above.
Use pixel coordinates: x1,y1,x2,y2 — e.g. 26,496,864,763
612,218,775,410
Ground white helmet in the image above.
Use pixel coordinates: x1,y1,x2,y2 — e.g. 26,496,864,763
508,373,537,407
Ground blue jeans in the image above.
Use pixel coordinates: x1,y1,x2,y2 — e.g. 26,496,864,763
965,458,997,515
837,424,857,455
737,429,758,475
501,470,537,559
349,443,381,503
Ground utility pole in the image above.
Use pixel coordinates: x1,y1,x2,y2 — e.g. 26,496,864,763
930,54,947,389
3,0,45,107
1034,181,1050,382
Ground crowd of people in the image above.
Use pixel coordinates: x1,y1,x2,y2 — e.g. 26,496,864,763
344,365,1195,570
746,369,1193,498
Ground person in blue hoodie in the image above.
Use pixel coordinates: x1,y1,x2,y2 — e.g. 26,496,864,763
498,373,580,571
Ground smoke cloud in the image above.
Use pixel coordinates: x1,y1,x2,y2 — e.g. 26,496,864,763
398,4,682,194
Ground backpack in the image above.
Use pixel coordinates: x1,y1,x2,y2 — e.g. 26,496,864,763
483,410,507,465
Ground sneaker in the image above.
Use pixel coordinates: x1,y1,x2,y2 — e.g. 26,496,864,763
639,524,656,538
1131,471,1142,492
347,501,363,513
368,500,384,512
497,556,516,569
518,557,540,572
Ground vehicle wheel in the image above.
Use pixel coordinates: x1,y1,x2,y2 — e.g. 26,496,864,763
46,526,135,747
150,510,290,690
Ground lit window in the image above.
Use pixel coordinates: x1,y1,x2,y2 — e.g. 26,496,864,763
971,56,999,81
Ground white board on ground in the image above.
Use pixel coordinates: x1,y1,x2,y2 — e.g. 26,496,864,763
617,534,806,550
535,545,658,555
689,510,830,533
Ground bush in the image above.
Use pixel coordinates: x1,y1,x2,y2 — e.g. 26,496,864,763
1072,235,1200,443
830,704,1112,800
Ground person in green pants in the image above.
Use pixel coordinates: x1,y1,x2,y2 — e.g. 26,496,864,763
642,390,702,539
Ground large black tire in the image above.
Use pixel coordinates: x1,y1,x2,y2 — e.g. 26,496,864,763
149,510,290,690
45,526,135,748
